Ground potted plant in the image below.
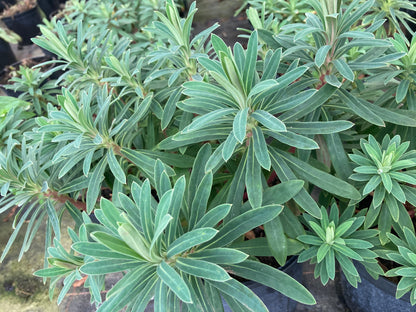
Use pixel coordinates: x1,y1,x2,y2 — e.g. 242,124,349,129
336,134,416,312
0,0,42,45
1,0,416,311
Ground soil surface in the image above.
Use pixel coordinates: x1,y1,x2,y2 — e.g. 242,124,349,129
192,0,251,47
0,0,37,18
0,207,74,312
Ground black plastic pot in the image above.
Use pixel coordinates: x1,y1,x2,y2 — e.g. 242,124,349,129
0,38,16,70
0,0,16,13
340,261,416,312
38,0,59,18
2,5,42,46
223,256,303,312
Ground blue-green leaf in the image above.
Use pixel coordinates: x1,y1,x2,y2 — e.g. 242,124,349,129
315,45,331,67
157,261,192,303
233,108,249,143
252,110,286,132
167,228,218,258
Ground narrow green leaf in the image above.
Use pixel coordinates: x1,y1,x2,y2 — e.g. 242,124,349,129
252,110,286,132
137,180,154,242
338,89,385,126
248,79,279,99
264,216,287,266
269,149,321,218
194,204,232,229
277,150,361,200
150,214,173,251
332,244,363,261
167,228,218,258
211,34,230,58
223,131,239,161
81,259,141,275
157,261,192,303
176,258,230,281
72,242,138,259
381,172,393,193
246,139,263,208
285,121,354,134
91,231,141,259
189,248,248,264
46,200,61,241
279,84,337,121
224,260,316,305
325,75,342,88
207,279,267,312
107,149,126,184
206,206,281,248
266,130,319,150
162,87,182,130
166,176,186,245
117,223,152,261
182,108,236,133
34,267,72,278
233,108,249,143
332,59,354,82
243,31,258,93
390,180,406,203
262,180,304,205
315,45,331,67
396,79,410,103
252,126,271,170
385,194,400,222
189,172,214,229
86,156,107,214
363,175,381,195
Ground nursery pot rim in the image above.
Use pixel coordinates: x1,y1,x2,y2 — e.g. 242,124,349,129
0,3,38,20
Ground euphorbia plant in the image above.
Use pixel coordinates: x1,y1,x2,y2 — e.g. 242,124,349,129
349,135,416,243
35,154,316,310
2,0,416,310
298,203,382,287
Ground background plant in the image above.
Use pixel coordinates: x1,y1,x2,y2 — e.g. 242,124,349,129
383,227,416,305
349,135,416,244
36,153,316,310
298,203,382,286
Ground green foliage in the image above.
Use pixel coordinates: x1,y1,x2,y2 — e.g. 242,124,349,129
34,223,99,305
237,0,311,26
385,228,416,305
349,135,416,243
2,0,416,309
298,203,382,287
61,164,314,310
2,65,60,115
0,97,30,118
367,0,416,38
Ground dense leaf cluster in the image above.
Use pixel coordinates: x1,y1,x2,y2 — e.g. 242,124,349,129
1,0,416,310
